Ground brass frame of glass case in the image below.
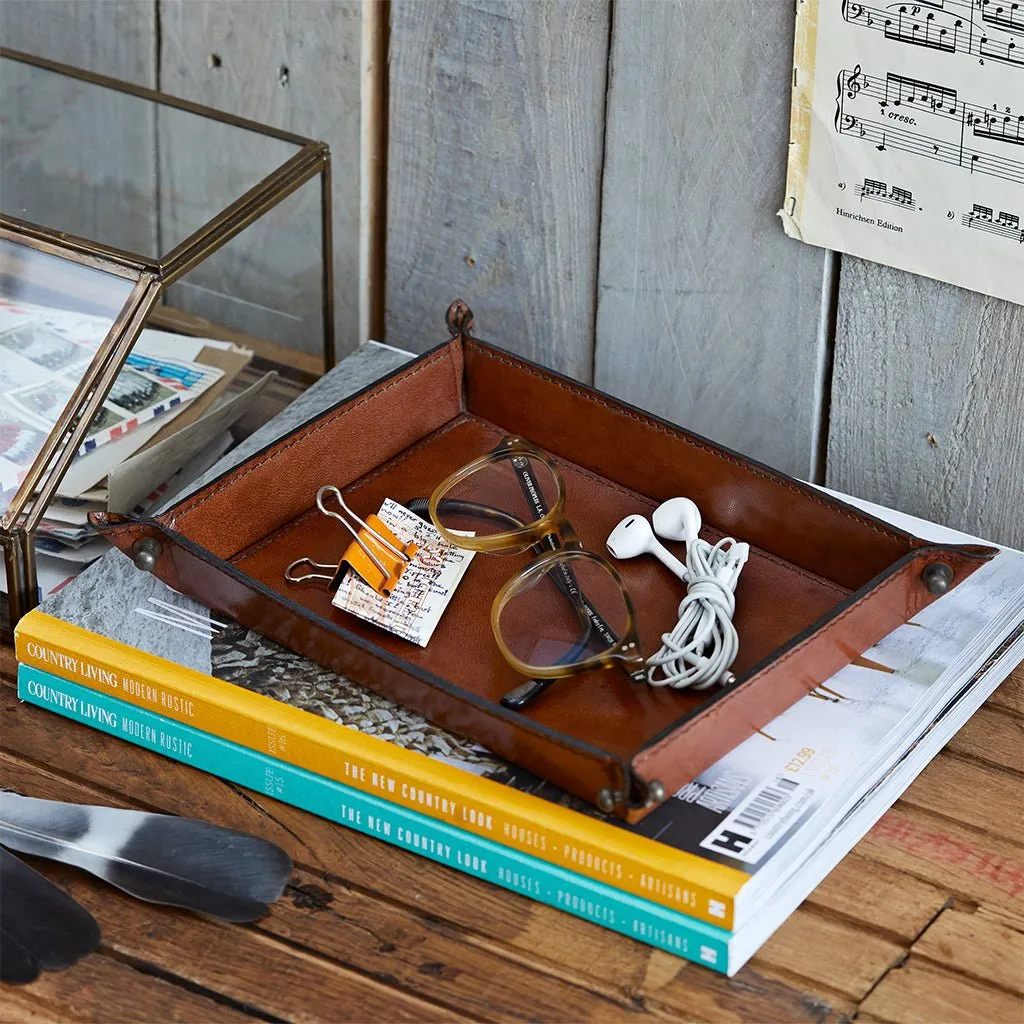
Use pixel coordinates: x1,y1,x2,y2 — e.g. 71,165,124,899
0,48,336,624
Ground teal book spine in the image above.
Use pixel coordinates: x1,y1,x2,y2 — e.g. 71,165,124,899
18,664,733,974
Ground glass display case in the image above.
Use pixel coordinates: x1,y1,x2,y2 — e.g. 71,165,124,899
0,48,335,623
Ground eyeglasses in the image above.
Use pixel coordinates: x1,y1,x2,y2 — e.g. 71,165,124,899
414,436,646,709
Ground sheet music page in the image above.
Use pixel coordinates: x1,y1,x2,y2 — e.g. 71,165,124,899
783,0,1023,304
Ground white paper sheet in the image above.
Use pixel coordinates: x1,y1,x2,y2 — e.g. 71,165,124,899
331,499,476,647
107,372,276,513
783,0,1023,304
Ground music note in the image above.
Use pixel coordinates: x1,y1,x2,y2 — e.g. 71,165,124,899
844,0,1024,64
962,202,1024,242
981,0,1024,32
854,178,919,209
846,65,865,99
884,73,959,115
973,110,1024,145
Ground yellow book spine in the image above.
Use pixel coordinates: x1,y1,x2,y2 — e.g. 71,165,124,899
16,610,749,929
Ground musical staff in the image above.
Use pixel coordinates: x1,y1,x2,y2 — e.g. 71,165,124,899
855,178,919,207
835,66,1024,185
969,109,1024,144
961,203,1024,240
980,0,1024,33
842,0,1023,68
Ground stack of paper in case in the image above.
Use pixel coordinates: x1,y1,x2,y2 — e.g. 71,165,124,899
13,349,1024,977
0,296,274,610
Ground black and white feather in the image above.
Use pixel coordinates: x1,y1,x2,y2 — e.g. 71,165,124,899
0,846,101,984
0,792,292,923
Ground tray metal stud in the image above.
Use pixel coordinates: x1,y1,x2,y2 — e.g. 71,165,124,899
645,780,666,807
922,561,953,596
132,537,162,573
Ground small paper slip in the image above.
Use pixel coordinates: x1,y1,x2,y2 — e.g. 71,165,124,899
331,499,474,647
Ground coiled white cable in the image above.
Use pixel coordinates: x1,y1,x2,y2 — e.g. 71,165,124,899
646,535,749,691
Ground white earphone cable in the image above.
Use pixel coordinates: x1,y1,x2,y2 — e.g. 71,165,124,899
645,535,749,691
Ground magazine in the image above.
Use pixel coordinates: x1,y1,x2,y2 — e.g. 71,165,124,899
31,499,1024,931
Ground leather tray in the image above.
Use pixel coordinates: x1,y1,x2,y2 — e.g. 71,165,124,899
94,302,997,821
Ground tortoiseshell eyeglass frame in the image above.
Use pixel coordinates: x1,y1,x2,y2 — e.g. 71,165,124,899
421,436,646,709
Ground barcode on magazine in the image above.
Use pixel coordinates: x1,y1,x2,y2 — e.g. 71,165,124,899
699,775,816,865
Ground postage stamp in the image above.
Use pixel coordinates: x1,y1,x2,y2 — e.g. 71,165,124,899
0,325,93,373
106,368,176,415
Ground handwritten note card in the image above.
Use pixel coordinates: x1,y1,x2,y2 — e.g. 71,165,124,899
331,499,475,647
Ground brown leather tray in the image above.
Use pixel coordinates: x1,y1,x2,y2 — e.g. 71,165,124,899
94,301,997,820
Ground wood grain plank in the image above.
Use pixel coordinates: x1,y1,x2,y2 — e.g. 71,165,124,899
158,0,361,357
803,852,949,943
9,948,252,1023
593,0,830,478
947,705,1024,775
8,643,1011,1011
988,666,1024,716
0,1,157,255
265,867,651,1022
860,803,1024,911
0,684,849,1023
976,900,1024,936
753,910,904,1001
859,957,1024,1024
912,906,1024,993
0,1,153,82
237,791,859,1023
0,989,76,1024
0,756,472,1024
385,0,609,378
827,258,1024,548
899,754,1024,843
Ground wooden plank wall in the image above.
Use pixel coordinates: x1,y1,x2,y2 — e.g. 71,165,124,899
2,0,1021,545
593,0,831,478
385,0,609,379
157,1,362,357
827,260,1024,545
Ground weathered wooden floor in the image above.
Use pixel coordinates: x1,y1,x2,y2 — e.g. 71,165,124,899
1,647,1021,1023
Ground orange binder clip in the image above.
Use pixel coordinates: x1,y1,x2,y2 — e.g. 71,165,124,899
284,486,417,595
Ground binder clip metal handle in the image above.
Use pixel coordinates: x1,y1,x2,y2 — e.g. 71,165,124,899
283,558,341,587
285,486,417,596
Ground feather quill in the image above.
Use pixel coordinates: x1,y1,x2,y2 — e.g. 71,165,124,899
0,847,101,984
0,792,292,923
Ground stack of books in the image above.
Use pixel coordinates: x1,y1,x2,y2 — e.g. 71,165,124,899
12,350,1024,976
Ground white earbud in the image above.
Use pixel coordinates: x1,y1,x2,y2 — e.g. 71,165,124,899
606,515,688,581
652,497,701,544
611,498,750,693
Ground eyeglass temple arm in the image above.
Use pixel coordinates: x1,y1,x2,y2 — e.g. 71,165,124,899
506,459,642,706
507,458,623,645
